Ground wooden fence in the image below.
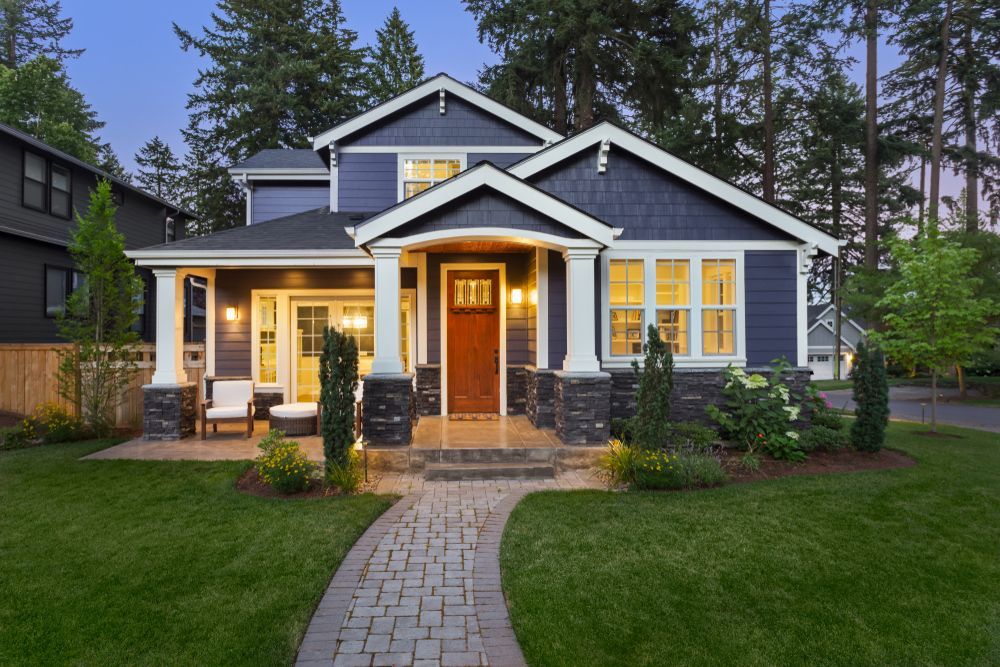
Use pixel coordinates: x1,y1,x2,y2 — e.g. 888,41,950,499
0,343,205,428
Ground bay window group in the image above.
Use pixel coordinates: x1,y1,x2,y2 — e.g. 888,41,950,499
607,254,741,360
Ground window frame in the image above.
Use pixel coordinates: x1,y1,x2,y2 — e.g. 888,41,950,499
49,162,73,219
608,258,646,357
396,153,466,202
44,264,83,318
600,250,746,368
23,150,49,213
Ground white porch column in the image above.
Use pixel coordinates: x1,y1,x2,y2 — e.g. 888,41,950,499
371,246,404,374
150,268,188,385
562,248,601,373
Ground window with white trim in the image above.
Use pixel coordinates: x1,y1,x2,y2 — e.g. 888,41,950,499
701,258,736,355
609,259,644,356
401,157,462,199
656,259,690,355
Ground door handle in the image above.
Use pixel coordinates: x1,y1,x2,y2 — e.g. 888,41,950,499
494,350,499,375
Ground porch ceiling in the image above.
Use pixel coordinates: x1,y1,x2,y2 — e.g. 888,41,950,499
409,240,534,254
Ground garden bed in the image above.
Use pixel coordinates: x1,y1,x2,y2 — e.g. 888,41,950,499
722,446,915,484
235,466,330,498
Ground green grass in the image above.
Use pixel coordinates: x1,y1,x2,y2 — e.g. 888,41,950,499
501,423,1000,666
0,440,394,666
810,379,853,390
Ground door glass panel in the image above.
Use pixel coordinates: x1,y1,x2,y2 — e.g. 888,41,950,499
296,304,329,402
341,303,375,377
258,297,277,383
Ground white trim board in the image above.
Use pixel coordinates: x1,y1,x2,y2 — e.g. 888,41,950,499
339,145,542,154
508,122,843,256
439,263,507,416
396,153,466,204
355,164,616,247
311,74,562,150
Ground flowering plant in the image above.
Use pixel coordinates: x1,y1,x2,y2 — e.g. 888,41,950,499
256,430,316,493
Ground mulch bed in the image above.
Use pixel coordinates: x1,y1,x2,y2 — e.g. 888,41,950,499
722,447,915,484
0,411,24,428
235,466,383,499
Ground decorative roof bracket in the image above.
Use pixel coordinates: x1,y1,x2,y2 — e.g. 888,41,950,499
439,88,446,115
597,138,611,174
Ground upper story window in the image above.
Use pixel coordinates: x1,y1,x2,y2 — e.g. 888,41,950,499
400,156,463,200
165,217,177,243
45,265,85,317
23,151,72,219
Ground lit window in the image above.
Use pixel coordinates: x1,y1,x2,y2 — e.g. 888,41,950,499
258,297,277,383
609,259,644,356
702,259,736,355
656,259,689,355
402,157,462,199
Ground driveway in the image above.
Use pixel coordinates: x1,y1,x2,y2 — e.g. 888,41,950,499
825,385,1000,433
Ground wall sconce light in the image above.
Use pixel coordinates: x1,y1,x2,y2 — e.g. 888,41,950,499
225,306,238,321
530,289,538,305
510,288,523,305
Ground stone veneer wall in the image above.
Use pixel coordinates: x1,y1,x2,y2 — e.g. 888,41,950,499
607,367,813,424
142,383,197,440
415,365,441,416
554,371,611,444
362,373,415,445
506,365,529,415
526,367,556,428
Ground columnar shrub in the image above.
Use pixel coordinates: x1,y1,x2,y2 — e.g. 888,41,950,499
319,326,359,474
631,324,674,449
851,340,889,452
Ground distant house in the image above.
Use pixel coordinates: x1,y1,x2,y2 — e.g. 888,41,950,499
128,73,843,443
0,123,199,344
807,303,866,380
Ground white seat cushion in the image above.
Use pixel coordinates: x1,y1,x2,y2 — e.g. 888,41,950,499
213,380,253,408
270,402,318,419
206,405,254,419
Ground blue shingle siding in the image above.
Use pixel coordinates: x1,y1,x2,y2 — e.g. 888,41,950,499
340,94,541,147
530,147,792,241
338,153,397,212
547,250,566,367
468,153,532,168
251,185,328,224
745,250,798,364
395,189,586,239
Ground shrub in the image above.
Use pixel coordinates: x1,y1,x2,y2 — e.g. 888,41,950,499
633,450,727,490
29,403,88,443
851,341,889,452
800,425,849,452
610,417,637,444
319,326,359,474
0,422,35,451
668,421,718,451
326,449,364,494
706,360,805,461
803,386,846,432
631,324,674,449
597,439,640,488
256,433,316,494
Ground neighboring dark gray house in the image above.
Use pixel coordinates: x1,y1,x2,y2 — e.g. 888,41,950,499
807,303,867,379
129,73,842,443
0,123,197,343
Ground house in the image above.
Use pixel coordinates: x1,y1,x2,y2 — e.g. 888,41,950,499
0,123,199,344
807,303,866,380
128,74,842,444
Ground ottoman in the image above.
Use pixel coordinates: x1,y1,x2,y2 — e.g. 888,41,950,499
269,402,320,436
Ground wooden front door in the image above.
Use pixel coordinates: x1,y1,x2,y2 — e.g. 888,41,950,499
447,270,500,413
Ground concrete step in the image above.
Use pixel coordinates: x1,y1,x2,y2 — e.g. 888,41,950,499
413,447,558,469
424,461,555,481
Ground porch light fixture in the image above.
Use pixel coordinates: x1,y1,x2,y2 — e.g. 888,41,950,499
530,289,538,305
510,288,523,305
225,306,238,321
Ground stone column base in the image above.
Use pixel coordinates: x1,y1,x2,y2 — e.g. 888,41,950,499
554,371,611,444
526,367,556,428
506,365,529,415
143,383,197,440
415,364,441,416
253,386,285,420
362,373,415,446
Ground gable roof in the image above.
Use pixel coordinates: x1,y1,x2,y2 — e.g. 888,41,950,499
310,73,563,150
0,122,198,219
352,162,615,247
807,303,868,335
508,122,843,256
229,149,327,172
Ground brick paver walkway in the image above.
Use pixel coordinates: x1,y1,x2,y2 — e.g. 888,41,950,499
296,477,600,667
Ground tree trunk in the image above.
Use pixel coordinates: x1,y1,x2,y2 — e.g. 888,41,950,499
918,152,927,233
832,143,843,380
863,0,879,270
956,364,966,397
928,0,953,223
930,369,938,432
3,7,16,68
574,52,595,130
961,16,978,233
761,0,775,203
713,7,724,146
552,54,568,135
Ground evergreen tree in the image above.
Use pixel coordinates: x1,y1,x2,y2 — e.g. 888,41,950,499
0,0,81,68
631,324,674,449
175,0,365,232
96,144,130,183
134,136,183,202
366,7,425,104
0,56,103,162
849,340,889,451
319,326,359,473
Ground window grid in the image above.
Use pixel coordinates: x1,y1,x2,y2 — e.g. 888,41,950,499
655,259,690,355
258,297,278,384
402,158,462,199
701,258,737,356
609,259,645,356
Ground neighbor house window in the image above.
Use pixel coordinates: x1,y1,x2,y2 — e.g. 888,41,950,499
45,266,84,317
258,296,277,383
401,157,462,199
23,152,48,211
50,164,71,218
702,258,737,356
165,217,176,243
609,259,644,356
656,259,690,355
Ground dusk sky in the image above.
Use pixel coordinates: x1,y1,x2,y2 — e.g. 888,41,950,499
60,0,963,201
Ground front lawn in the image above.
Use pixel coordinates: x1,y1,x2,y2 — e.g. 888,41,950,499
501,423,1000,666
0,440,393,665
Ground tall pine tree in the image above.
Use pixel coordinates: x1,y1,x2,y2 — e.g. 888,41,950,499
366,7,425,104
134,136,183,203
0,0,81,68
175,0,365,233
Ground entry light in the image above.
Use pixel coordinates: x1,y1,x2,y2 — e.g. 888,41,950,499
510,288,523,305
225,306,238,321
529,289,538,305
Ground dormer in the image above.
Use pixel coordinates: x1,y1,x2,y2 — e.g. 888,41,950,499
228,149,329,225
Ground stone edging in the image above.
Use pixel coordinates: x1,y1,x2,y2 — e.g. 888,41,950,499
473,489,530,667
294,493,422,666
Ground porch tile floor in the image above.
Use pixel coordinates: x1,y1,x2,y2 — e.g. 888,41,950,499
412,416,561,449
